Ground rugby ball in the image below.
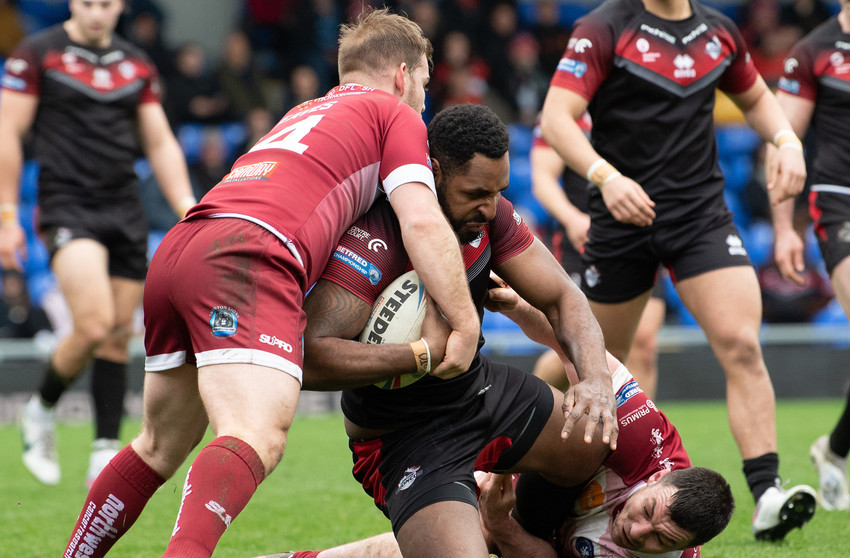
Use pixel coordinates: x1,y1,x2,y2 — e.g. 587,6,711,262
359,270,428,389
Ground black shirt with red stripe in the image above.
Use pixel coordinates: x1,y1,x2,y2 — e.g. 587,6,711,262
550,0,759,227
1,25,160,210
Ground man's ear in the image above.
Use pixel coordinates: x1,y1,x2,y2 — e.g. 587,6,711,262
394,62,407,96
430,157,442,183
647,468,672,485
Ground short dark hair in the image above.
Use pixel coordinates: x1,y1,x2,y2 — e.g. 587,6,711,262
427,104,509,176
661,467,736,547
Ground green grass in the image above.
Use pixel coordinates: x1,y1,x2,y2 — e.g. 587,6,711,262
3,398,848,557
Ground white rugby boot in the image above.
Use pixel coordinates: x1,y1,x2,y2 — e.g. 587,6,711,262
86,438,123,488
752,483,816,541
809,434,850,510
19,395,60,485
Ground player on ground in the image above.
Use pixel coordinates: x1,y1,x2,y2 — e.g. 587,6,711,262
0,0,195,486
770,0,850,511
539,0,815,540
61,8,481,558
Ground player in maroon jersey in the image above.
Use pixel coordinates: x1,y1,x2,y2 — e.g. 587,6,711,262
770,0,850,512
538,0,815,541
58,8,486,558
0,0,195,487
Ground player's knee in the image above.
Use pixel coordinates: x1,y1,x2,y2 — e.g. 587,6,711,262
713,329,763,369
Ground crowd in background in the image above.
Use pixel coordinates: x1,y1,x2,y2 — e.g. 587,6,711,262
0,0,845,339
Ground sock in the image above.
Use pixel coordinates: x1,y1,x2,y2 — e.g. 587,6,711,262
163,436,266,558
829,387,850,458
38,360,73,407
512,472,583,540
91,358,127,440
743,452,780,503
64,445,165,558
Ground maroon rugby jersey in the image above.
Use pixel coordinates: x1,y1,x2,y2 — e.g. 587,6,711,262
778,18,850,188
321,195,533,428
1,25,160,208
188,84,435,286
549,0,759,225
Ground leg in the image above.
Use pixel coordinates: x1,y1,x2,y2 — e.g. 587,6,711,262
676,266,815,539
396,501,489,558
161,363,300,557
809,257,850,510
587,290,651,362
20,239,114,485
624,296,665,400
87,277,145,485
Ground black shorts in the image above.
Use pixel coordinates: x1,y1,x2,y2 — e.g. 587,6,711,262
348,358,553,534
581,212,751,303
810,188,850,275
40,198,149,281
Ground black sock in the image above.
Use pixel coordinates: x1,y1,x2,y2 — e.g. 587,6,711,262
91,358,127,440
829,387,850,458
743,452,780,503
512,472,584,540
38,361,73,407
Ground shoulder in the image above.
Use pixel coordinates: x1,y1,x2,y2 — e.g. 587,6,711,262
14,25,62,52
111,34,152,62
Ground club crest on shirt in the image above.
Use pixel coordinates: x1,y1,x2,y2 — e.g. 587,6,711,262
209,306,238,337
398,466,422,491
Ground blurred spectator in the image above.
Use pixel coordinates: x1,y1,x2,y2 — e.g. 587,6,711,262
0,0,25,58
431,30,490,111
283,63,321,114
123,7,174,79
311,0,342,91
241,0,317,81
437,0,483,43
481,1,518,104
236,106,275,156
502,32,549,126
408,0,443,46
166,42,230,125
215,30,270,120
0,269,51,338
533,0,572,77
738,0,803,86
780,0,834,34
188,127,231,199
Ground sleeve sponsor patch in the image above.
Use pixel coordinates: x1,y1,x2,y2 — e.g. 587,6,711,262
557,57,588,78
332,246,382,285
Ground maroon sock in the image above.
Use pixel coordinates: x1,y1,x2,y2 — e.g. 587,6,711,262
292,553,321,558
64,445,165,558
163,436,266,558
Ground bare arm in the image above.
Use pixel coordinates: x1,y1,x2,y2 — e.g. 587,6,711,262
478,473,558,558
0,90,38,270
137,102,196,218
389,182,479,379
540,86,655,227
302,280,449,391
495,237,617,449
728,76,807,205
530,144,589,251
767,92,815,285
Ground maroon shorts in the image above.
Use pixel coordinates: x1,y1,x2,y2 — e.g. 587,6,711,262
143,217,307,383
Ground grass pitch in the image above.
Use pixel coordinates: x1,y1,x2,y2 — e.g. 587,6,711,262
3,398,847,557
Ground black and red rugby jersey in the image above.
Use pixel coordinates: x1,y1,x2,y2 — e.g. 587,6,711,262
550,0,759,225
778,18,850,187
2,25,160,208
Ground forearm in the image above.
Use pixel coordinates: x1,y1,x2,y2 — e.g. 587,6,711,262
0,131,24,207
484,515,557,558
148,136,195,217
303,337,419,391
738,79,798,144
546,292,609,383
770,197,795,233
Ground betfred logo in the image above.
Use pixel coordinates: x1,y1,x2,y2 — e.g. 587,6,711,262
222,161,279,183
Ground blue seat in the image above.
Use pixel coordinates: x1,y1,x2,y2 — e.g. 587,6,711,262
20,160,40,205
715,125,760,158
177,123,205,164
508,123,534,157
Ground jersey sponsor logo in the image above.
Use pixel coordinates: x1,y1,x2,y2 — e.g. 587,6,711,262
557,57,588,78
259,333,293,353
640,23,676,45
705,36,723,60
584,265,600,288
398,465,422,491
682,23,708,45
578,480,605,511
636,38,661,63
1,74,26,90
838,222,850,243
575,536,596,557
5,57,27,74
673,54,696,79
332,246,383,285
209,306,238,337
92,68,113,89
64,493,125,558
568,37,593,53
725,234,747,257
512,210,523,225
117,61,137,80
368,238,388,252
346,225,371,241
778,76,801,94
784,57,799,75
619,403,655,427
221,161,279,182
615,379,642,407
837,41,850,51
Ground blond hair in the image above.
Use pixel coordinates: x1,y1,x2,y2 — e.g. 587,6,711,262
338,7,432,79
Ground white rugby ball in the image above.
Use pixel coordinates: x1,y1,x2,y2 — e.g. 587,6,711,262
359,270,428,389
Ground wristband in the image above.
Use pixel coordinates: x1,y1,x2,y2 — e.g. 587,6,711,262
585,158,620,189
773,130,803,151
410,338,431,375
176,196,197,218
0,203,19,228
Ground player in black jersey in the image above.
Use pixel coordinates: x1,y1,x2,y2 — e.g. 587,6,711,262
0,0,194,487
539,0,815,542
771,0,850,512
